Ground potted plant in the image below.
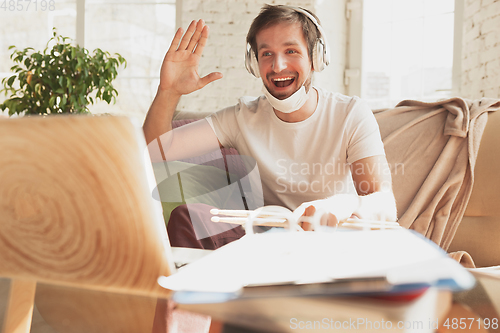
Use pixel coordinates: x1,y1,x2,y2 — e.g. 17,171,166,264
0,29,126,116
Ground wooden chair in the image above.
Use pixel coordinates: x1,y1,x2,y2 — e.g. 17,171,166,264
0,116,175,333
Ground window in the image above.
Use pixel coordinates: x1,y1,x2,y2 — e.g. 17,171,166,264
348,0,460,109
0,0,177,120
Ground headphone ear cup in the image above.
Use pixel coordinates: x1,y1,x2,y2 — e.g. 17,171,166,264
312,39,325,72
245,45,260,78
250,51,260,78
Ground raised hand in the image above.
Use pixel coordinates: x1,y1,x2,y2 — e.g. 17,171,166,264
159,19,223,96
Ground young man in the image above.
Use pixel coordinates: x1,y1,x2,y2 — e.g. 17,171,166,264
143,5,397,249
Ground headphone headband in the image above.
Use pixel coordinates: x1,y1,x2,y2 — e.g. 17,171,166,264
285,5,327,44
245,5,330,78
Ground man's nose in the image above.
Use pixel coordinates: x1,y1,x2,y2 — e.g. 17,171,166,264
272,54,287,72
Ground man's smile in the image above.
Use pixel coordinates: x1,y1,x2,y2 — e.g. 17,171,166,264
272,76,295,88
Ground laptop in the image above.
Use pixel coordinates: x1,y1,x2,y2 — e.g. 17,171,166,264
0,115,177,297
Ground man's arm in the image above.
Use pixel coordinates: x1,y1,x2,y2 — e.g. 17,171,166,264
350,155,397,221
143,19,223,153
294,155,397,230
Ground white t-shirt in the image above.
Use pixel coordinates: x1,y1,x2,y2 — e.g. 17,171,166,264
207,87,386,210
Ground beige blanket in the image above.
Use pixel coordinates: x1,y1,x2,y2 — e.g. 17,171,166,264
374,97,500,251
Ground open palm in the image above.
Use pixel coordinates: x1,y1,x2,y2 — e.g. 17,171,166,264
159,20,222,96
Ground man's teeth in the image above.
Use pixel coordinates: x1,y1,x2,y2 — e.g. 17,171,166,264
272,77,294,87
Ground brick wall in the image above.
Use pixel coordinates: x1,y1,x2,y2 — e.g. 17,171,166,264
461,0,500,99
177,0,347,112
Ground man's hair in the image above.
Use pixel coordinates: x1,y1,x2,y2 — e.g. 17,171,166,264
246,4,322,62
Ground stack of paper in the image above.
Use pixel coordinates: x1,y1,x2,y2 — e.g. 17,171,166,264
159,229,475,304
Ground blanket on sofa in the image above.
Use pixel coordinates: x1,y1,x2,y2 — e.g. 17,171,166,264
374,97,500,251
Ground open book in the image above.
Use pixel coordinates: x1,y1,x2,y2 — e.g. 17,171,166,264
159,227,475,304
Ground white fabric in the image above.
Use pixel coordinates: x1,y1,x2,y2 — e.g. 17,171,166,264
207,87,385,210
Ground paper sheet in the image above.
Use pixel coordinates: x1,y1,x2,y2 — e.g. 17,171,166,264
158,229,475,295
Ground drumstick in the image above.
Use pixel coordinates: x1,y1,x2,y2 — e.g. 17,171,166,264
210,209,250,217
211,216,288,227
343,219,400,226
340,221,401,230
210,208,283,218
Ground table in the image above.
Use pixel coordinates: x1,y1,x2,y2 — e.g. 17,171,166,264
0,273,499,333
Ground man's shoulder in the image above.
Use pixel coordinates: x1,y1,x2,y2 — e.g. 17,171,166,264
316,87,365,112
210,95,268,121
238,95,267,113
316,87,360,105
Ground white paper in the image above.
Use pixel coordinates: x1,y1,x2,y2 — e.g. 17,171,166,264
158,229,475,294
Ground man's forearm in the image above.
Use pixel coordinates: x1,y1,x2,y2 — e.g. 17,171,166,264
318,191,397,222
143,89,181,145
355,191,397,222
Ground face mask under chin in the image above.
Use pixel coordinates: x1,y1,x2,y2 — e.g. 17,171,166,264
262,84,310,113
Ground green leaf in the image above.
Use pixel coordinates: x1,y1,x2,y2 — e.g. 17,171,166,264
34,83,41,96
7,76,16,87
49,95,56,108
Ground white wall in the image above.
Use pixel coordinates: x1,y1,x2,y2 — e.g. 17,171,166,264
314,0,348,95
177,0,347,112
461,0,500,99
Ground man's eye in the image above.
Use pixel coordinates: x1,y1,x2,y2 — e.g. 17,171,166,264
262,52,271,57
287,50,297,54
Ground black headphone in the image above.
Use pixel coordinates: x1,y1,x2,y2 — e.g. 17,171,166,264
245,5,330,78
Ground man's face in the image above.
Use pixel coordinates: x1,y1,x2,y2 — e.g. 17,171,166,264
255,22,313,100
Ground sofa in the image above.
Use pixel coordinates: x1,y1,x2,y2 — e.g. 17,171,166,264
448,102,500,267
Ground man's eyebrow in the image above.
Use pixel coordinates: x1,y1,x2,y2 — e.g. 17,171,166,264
258,43,270,51
257,41,301,51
